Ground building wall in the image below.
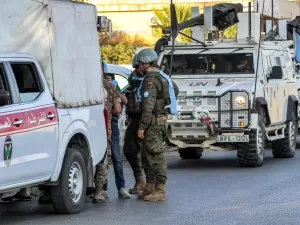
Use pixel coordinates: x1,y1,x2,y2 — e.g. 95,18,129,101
90,0,251,39
99,11,155,36
278,0,300,19
254,0,300,19
88,0,300,42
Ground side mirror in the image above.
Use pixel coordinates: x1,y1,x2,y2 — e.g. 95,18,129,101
0,89,10,106
269,66,283,79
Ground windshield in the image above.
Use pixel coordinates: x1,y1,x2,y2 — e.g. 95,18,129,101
160,53,255,75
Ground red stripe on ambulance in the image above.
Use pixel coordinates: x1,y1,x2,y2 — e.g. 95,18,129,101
0,105,58,136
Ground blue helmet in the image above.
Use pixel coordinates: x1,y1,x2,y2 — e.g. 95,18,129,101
137,48,158,64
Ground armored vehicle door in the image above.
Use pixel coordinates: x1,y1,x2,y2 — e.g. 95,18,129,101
263,49,297,124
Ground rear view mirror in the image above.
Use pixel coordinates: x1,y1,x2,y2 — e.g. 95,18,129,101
0,89,10,106
269,66,283,79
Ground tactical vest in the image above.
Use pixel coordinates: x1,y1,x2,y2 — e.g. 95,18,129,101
151,75,170,115
137,71,177,115
128,72,143,89
125,71,144,115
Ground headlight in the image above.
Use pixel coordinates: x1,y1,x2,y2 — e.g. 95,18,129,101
235,96,245,106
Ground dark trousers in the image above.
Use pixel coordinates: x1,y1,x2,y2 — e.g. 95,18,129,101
103,117,126,191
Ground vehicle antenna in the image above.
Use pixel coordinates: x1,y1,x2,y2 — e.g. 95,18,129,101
169,0,179,78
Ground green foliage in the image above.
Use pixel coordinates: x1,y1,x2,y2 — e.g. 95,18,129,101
108,31,153,47
152,5,238,41
101,31,152,64
221,24,237,39
101,44,135,64
152,5,192,43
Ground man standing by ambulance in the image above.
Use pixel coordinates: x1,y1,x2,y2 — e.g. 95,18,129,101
135,49,179,202
123,55,146,194
93,62,122,203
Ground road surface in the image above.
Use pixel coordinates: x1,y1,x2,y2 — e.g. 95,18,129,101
1,146,300,225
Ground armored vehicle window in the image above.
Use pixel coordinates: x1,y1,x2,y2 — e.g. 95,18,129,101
160,53,254,75
275,57,281,66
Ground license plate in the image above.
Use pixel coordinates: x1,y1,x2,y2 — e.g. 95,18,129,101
217,135,249,142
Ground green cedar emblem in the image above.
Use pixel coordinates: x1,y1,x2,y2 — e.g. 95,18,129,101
3,136,12,166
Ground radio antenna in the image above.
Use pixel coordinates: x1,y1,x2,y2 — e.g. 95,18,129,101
169,0,179,78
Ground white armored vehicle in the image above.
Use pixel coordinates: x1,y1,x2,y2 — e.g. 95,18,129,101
156,4,299,167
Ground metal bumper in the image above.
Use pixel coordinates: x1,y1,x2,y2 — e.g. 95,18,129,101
167,90,251,147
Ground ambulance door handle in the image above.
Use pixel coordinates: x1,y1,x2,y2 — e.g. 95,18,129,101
12,120,23,126
47,113,56,119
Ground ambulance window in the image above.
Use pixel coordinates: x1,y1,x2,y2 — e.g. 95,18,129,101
10,63,43,103
0,64,11,106
0,65,10,93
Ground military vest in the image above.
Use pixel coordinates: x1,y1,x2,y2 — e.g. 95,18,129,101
137,70,177,115
125,71,144,115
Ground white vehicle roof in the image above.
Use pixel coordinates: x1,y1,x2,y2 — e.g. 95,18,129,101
0,52,35,59
0,0,104,108
106,64,131,79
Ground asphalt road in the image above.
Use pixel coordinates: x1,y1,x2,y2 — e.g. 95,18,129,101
2,144,300,225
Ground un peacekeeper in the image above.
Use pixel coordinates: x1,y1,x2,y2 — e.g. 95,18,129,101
93,61,122,203
123,55,146,194
136,49,179,202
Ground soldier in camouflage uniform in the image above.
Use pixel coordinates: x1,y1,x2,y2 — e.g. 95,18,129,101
93,62,122,203
123,55,146,194
136,49,179,202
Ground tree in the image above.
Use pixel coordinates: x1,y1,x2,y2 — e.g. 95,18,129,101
221,24,237,39
101,43,136,64
152,5,238,42
152,5,192,43
100,31,152,64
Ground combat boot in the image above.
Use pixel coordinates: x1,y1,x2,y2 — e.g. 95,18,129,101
129,176,146,194
144,184,166,202
138,182,154,200
93,186,106,203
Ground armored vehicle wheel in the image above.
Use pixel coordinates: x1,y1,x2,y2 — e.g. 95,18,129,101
272,112,297,158
179,148,203,159
237,113,265,167
50,148,87,214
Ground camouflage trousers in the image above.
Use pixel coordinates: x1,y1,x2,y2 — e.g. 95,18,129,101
123,116,143,178
94,152,108,187
141,123,167,184
94,139,110,187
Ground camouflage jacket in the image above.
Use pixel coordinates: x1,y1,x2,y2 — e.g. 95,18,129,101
139,70,179,130
139,71,164,130
103,79,121,153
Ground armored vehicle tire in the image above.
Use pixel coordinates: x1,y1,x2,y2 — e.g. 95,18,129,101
50,148,87,214
179,148,203,159
272,112,297,158
237,113,265,167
